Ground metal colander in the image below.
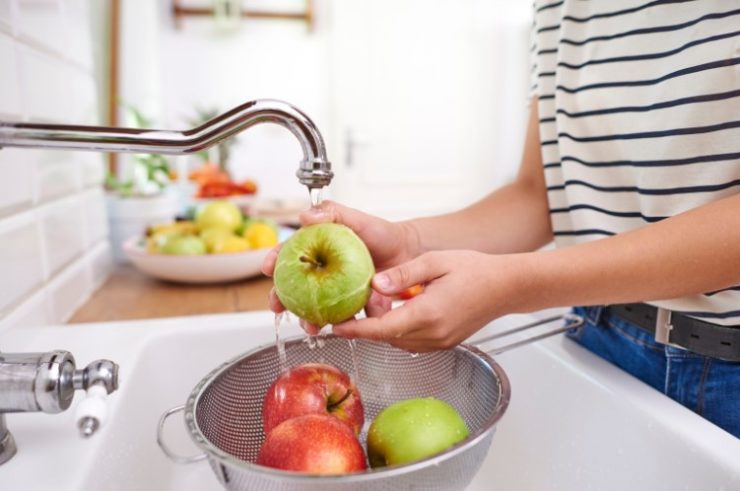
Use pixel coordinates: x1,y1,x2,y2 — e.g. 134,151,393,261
158,314,582,491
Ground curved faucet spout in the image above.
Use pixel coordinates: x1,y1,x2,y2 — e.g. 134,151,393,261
0,99,333,189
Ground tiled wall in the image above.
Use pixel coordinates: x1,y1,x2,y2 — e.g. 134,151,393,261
0,0,113,331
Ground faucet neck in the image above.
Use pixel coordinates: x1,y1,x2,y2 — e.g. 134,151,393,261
0,99,333,190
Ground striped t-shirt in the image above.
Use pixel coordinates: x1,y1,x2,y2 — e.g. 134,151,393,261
530,0,740,325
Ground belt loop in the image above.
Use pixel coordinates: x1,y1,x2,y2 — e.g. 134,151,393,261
655,308,674,345
585,305,605,325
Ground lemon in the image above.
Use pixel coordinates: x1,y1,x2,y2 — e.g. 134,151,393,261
147,221,198,253
212,235,251,254
244,222,279,249
200,227,235,253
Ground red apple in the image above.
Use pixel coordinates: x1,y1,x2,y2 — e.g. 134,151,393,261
257,414,367,474
262,363,364,435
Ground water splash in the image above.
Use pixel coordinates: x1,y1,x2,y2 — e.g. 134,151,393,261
304,334,321,349
274,312,288,372
347,338,361,386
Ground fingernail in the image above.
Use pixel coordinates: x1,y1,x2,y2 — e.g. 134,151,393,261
307,206,326,217
375,273,392,290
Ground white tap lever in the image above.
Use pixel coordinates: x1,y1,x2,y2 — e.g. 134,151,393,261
72,360,119,438
76,384,109,438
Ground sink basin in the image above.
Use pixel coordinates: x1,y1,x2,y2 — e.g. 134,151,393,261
1,311,738,490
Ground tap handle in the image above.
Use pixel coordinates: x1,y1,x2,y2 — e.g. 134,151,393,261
73,359,119,395
75,385,109,438
72,360,119,438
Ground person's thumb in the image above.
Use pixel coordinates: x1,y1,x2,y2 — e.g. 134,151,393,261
372,253,442,296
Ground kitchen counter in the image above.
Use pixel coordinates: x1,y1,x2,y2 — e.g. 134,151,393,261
70,265,272,323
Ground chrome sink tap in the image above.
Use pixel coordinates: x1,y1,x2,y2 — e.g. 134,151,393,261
0,351,119,465
0,99,333,190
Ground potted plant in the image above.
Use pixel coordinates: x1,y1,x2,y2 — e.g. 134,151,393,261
105,103,180,263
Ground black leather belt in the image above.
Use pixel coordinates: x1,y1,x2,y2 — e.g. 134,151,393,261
603,303,740,362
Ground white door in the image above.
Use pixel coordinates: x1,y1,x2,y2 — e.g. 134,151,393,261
326,0,533,220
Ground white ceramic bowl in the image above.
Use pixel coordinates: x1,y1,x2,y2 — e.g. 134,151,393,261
123,235,274,284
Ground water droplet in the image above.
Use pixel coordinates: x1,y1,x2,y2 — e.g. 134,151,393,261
305,335,318,349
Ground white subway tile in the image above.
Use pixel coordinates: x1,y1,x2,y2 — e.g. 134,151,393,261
0,148,34,216
87,239,113,290
0,0,13,32
0,210,45,316
0,286,51,331
40,195,86,277
17,44,72,122
81,153,106,187
65,68,99,124
35,150,82,201
46,254,91,323
60,0,92,69
81,188,108,247
0,32,21,117
16,0,67,57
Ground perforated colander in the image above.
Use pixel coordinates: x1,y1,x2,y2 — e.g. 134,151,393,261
158,314,582,491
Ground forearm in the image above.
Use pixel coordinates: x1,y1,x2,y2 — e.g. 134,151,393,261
515,194,740,312
403,98,551,256
406,180,553,255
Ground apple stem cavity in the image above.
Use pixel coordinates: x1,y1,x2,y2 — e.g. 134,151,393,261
299,255,324,269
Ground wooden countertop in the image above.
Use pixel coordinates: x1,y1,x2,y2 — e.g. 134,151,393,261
70,265,273,323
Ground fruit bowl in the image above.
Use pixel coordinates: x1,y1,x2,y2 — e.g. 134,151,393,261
122,232,287,284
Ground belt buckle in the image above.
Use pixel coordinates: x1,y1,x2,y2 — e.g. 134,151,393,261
655,308,677,347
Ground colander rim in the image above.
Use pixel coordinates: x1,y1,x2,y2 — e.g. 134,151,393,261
182,334,511,482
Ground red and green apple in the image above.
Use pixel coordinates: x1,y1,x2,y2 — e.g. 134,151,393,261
256,413,367,475
262,362,364,436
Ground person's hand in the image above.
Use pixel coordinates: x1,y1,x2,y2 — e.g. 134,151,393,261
261,200,422,332
333,250,528,352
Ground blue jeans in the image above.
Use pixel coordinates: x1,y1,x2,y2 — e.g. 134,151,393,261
567,306,740,438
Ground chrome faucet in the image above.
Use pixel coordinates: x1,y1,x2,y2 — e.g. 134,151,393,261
0,98,334,190
0,351,119,465
0,99,330,467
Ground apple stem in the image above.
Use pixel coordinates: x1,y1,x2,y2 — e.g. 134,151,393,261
328,389,353,411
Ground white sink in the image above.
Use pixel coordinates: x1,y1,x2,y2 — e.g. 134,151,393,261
1,311,738,491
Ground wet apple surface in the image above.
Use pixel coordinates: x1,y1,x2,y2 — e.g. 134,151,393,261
273,223,374,327
367,397,470,468
256,414,368,475
262,362,364,436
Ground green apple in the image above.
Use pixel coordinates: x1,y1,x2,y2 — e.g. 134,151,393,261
273,223,374,327
160,235,207,255
367,397,470,468
195,200,243,232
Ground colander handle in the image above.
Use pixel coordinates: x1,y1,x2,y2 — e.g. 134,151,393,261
472,313,584,355
157,405,208,464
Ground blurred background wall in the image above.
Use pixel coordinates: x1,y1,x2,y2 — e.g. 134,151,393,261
0,0,533,329
118,0,533,218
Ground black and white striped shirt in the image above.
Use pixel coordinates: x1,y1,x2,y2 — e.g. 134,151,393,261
531,0,740,325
